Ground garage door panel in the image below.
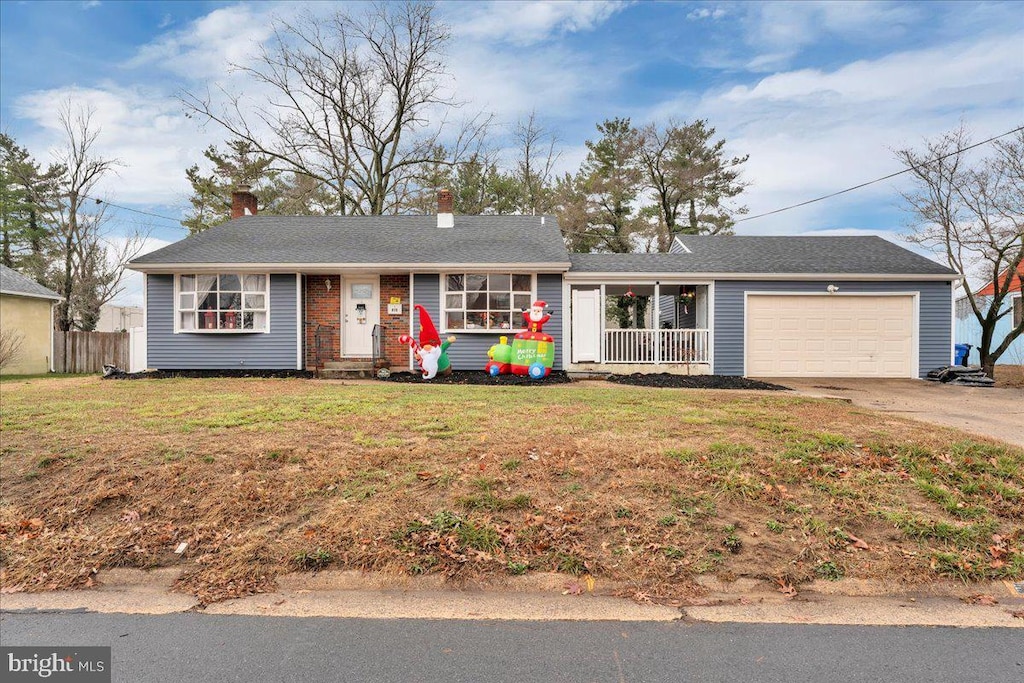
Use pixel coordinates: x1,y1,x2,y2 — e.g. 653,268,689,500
805,339,826,353
746,295,914,378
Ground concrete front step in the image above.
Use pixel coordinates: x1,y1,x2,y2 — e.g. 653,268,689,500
323,360,374,370
318,359,378,379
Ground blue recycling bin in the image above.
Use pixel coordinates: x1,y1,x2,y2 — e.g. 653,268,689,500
954,343,972,366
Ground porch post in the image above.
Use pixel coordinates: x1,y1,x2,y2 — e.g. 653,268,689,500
653,282,660,365
599,284,606,364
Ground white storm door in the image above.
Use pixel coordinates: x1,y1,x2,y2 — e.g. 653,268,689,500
572,288,601,363
342,277,379,357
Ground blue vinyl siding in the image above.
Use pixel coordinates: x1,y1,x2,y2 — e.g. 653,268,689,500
713,280,953,377
412,273,564,371
147,273,299,369
955,295,1023,365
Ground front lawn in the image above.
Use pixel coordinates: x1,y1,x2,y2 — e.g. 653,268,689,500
1,376,1021,604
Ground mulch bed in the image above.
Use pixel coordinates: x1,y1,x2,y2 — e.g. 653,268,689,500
606,373,790,390
379,370,573,385
102,369,314,380
101,368,788,390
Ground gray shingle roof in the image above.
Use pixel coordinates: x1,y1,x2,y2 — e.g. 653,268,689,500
569,236,958,276
0,264,61,300
130,215,570,268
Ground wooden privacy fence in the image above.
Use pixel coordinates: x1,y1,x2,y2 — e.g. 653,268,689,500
53,331,129,373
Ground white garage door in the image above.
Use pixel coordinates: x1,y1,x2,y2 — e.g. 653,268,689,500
746,294,915,378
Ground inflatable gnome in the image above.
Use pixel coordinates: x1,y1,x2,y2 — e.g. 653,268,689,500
510,301,555,379
400,304,455,380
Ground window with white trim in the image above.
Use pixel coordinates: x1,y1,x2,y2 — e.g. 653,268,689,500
176,274,269,332
443,273,533,331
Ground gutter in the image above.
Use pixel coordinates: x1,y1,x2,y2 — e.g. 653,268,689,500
562,272,962,283
127,261,574,274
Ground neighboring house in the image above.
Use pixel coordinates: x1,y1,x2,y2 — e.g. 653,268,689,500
0,264,61,375
126,189,959,379
954,263,1024,365
94,304,144,333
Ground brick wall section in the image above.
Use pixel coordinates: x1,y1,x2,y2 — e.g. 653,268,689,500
304,274,341,368
302,273,410,371
379,274,411,371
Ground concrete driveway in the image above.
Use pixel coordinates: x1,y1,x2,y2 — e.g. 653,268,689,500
781,378,1024,448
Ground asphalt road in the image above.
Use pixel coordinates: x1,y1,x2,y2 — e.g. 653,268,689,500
1,611,1020,683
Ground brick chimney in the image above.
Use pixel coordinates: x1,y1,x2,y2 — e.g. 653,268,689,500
231,185,258,219
437,189,454,228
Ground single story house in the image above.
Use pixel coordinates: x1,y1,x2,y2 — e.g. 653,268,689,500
0,264,61,375
954,263,1023,365
127,189,959,379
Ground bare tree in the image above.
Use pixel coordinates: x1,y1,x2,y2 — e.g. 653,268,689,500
897,125,1024,377
182,2,489,216
44,103,145,331
0,328,24,371
512,110,560,215
637,119,748,250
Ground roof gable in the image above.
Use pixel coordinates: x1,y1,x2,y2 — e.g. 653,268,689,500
975,262,1023,297
0,264,61,300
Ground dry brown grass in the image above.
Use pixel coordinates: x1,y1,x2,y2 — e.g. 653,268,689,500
1,376,1021,604
995,365,1024,388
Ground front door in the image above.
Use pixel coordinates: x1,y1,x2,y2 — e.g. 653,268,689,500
571,288,601,362
342,277,379,357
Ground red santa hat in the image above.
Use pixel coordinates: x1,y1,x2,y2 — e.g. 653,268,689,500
532,300,547,308
414,304,441,347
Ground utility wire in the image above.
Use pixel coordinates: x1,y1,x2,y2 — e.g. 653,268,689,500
85,195,186,227
735,125,1024,223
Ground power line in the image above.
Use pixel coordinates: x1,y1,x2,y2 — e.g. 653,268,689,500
735,125,1024,223
85,195,186,227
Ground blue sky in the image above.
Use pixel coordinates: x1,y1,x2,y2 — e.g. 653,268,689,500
1,1,1022,305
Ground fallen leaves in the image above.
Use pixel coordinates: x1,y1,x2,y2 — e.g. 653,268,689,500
120,510,140,524
846,534,871,551
562,575,595,596
987,534,1008,569
962,594,998,606
775,577,798,598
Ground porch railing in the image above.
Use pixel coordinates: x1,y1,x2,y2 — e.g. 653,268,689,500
603,328,710,364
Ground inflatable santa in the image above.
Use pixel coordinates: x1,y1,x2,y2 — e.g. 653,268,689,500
510,300,554,379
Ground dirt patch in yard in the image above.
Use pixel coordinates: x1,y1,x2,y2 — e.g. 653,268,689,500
996,365,1024,388
103,369,314,380
0,377,1020,605
607,373,789,391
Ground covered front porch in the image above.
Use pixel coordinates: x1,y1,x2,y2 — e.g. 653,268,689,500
566,280,712,374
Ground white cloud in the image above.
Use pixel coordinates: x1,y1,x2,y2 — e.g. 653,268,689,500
12,85,219,206
450,1,627,46
647,31,1024,237
125,4,277,79
739,1,922,70
687,7,726,21
720,33,1022,107
446,40,627,123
